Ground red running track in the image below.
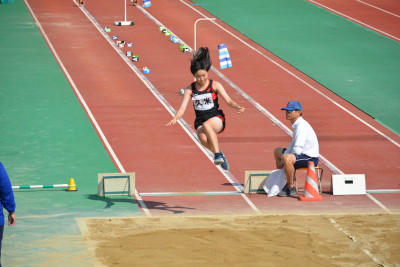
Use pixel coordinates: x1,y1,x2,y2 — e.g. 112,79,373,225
25,0,400,215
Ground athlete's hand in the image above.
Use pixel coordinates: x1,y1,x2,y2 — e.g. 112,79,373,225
237,107,245,114
166,118,177,126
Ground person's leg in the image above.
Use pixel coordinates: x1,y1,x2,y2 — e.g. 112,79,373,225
196,117,223,153
282,153,296,187
197,126,212,151
277,153,297,197
274,148,285,169
0,224,4,267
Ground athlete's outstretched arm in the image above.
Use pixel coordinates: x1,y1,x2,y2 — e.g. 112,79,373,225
166,86,192,126
213,81,245,114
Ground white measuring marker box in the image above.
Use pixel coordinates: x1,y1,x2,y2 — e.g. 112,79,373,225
332,174,366,195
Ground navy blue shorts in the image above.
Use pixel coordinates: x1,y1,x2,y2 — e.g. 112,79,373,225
283,149,319,169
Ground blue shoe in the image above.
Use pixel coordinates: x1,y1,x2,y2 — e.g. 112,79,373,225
214,153,224,165
220,150,229,170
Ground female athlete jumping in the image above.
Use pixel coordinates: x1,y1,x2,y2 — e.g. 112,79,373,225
166,47,245,170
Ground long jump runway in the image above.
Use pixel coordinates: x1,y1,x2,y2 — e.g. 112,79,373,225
25,0,400,215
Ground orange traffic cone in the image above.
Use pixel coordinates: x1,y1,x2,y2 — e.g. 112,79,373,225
299,161,323,201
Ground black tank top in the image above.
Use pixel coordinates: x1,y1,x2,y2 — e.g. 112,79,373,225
191,80,220,120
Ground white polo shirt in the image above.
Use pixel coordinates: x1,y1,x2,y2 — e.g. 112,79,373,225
284,117,319,158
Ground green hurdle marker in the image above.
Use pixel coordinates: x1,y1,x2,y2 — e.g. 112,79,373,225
13,184,69,189
12,178,77,191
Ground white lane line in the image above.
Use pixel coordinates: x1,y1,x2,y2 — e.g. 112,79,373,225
75,2,260,214
138,2,345,176
138,1,392,213
27,0,391,214
367,189,400,193
308,0,400,42
357,0,400,19
24,0,152,216
73,1,155,216
139,191,241,196
366,193,391,213
329,218,383,265
180,0,400,148
210,64,343,176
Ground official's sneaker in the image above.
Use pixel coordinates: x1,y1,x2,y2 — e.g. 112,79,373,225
278,184,296,197
220,150,229,170
214,153,224,165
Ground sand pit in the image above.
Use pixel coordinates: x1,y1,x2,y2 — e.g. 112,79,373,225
82,214,400,266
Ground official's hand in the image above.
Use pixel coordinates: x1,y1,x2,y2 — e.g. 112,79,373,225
8,212,16,226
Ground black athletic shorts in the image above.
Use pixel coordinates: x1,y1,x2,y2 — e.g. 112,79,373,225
194,109,226,133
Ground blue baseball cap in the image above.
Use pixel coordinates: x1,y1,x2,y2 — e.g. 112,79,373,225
281,101,302,111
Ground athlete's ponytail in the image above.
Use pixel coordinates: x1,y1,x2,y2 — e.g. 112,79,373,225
190,47,212,75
